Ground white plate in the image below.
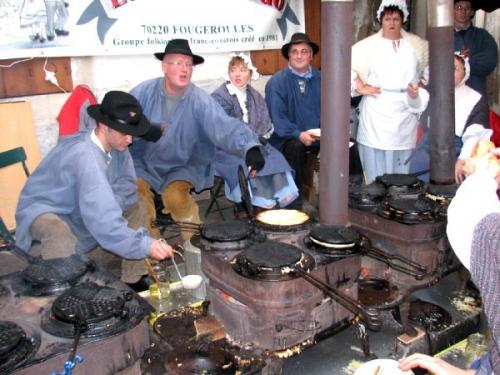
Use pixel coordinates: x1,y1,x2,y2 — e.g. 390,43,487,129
308,128,321,138
354,359,414,375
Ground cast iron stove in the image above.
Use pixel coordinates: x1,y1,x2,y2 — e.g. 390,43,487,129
0,258,150,375
197,221,362,351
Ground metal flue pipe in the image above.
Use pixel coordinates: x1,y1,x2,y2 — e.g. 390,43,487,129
427,0,456,185
319,0,353,225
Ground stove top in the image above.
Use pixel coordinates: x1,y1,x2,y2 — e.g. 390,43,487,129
0,320,40,374
0,266,150,375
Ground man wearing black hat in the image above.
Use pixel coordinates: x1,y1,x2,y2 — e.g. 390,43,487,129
265,32,321,201
129,39,265,238
454,0,498,98
15,91,173,284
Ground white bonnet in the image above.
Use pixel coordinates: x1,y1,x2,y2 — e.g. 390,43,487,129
225,52,260,81
377,0,410,23
454,52,471,87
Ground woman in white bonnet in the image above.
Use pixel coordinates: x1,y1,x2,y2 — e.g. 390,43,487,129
211,53,299,210
351,0,429,184
409,53,491,183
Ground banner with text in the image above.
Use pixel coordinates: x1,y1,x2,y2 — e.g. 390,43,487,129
0,0,305,59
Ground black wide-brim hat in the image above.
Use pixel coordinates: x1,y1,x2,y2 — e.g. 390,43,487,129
281,32,320,60
87,91,150,137
154,38,205,65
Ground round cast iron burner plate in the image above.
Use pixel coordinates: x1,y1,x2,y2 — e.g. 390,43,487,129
358,278,399,308
0,321,24,359
243,241,302,268
388,198,435,214
21,254,90,287
376,174,419,187
309,225,360,249
303,236,358,259
349,181,387,198
201,220,252,242
41,303,140,339
52,282,128,324
41,282,145,339
233,241,314,281
0,320,40,374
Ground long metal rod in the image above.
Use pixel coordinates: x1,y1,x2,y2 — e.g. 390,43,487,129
293,267,382,331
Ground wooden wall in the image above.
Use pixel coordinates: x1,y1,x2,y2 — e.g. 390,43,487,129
0,57,73,99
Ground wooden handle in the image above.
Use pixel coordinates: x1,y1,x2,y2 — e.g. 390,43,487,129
144,258,161,285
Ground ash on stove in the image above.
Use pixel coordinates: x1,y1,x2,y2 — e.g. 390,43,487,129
393,299,452,332
149,303,268,374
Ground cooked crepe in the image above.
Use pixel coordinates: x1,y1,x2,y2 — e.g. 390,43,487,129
256,209,309,226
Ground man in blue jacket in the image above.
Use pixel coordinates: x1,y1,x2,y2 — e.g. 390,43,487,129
265,32,321,198
130,39,265,238
15,91,173,284
454,0,498,99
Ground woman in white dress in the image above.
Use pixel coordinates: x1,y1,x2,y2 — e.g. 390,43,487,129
351,0,429,184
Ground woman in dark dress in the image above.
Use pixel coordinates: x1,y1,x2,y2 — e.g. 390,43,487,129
211,54,298,209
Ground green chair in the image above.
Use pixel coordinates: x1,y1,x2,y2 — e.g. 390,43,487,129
0,147,30,246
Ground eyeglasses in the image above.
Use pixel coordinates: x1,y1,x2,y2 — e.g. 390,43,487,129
165,61,193,69
455,4,472,11
290,48,311,56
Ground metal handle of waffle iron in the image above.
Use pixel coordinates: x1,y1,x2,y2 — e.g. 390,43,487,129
52,319,86,375
363,245,427,280
293,268,383,331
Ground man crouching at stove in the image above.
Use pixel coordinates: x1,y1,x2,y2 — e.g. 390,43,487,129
15,91,173,287
129,39,266,240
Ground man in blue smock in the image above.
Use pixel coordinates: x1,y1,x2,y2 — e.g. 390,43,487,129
454,0,498,99
265,32,321,199
15,91,173,284
129,39,265,238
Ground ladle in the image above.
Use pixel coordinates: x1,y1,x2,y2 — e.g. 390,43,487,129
171,253,202,290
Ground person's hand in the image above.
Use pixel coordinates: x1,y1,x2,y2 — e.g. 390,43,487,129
455,159,467,184
245,146,265,175
407,83,419,99
149,239,173,260
460,46,470,58
299,131,317,147
399,353,476,375
354,77,381,97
